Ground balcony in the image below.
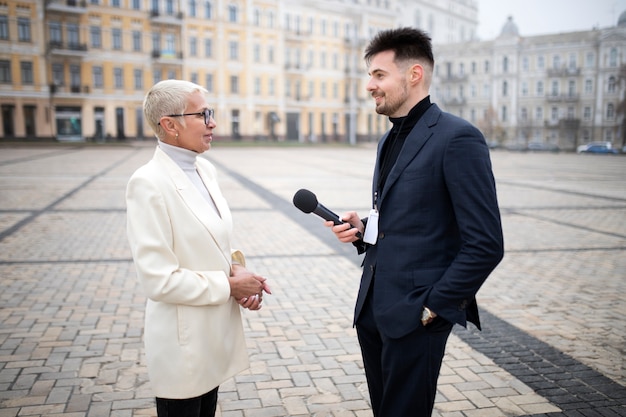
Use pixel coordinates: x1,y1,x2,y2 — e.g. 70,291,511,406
151,50,184,63
442,74,468,83
149,10,184,25
45,0,87,13
48,41,88,57
546,93,579,102
547,67,581,77
442,97,467,106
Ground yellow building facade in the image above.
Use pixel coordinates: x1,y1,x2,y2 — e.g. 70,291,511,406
1,0,417,142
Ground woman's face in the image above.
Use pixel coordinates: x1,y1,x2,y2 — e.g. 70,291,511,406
173,91,216,153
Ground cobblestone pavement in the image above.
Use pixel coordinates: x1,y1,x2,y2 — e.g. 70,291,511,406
0,143,624,417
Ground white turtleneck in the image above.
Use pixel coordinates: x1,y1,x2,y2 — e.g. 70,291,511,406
158,140,220,216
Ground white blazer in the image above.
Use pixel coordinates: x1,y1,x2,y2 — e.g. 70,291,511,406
126,146,248,399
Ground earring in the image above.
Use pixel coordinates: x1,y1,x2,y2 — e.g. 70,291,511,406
175,132,179,140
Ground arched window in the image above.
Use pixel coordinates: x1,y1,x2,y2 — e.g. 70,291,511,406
608,76,616,93
204,1,212,19
606,103,614,119
228,4,238,22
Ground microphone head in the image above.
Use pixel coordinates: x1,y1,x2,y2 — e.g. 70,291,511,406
293,188,318,213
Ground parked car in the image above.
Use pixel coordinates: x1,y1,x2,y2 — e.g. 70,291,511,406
527,142,560,152
577,143,618,154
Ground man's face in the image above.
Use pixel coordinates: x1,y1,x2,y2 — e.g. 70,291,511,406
366,50,410,118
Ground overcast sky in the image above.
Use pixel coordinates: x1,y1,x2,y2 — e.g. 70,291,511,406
476,0,626,40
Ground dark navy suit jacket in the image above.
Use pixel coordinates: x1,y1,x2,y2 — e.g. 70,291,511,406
355,103,504,339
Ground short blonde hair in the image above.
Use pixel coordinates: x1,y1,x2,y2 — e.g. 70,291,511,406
143,79,209,140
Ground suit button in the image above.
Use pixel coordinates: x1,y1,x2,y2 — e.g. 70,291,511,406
378,232,384,239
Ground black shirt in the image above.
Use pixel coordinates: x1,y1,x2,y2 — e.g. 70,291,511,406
378,96,432,193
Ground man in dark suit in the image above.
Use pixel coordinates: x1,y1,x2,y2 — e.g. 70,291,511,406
326,27,504,416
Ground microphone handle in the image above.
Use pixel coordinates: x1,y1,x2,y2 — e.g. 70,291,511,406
313,203,346,226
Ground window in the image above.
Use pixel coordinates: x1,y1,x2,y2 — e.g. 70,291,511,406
134,69,143,90
552,54,560,69
585,79,593,94
254,77,261,95
585,52,594,67
152,32,160,52
49,22,62,44
0,15,8,40
112,28,122,50
132,0,141,9
537,55,545,69
93,66,103,88
188,0,196,17
165,0,174,14
551,80,559,96
17,18,31,42
567,107,575,119
269,78,275,95
114,67,123,88
70,64,80,87
568,53,576,69
230,75,239,94
521,108,527,121
190,37,197,56
551,107,558,121
20,61,33,84
205,74,213,92
583,107,591,120
132,31,142,51
229,41,238,60
536,80,544,95
522,56,529,71
204,39,212,57
521,81,528,96
204,1,212,19
253,44,260,63
0,60,11,83
253,8,261,26
608,76,616,93
471,61,476,74
503,56,508,73
91,26,102,48
228,4,238,22
535,107,543,121
52,63,63,85
66,22,78,47
153,69,161,84
111,0,120,6
609,48,617,67
568,80,575,96
606,103,614,119
501,106,507,122
502,81,508,96
190,72,198,84
484,60,489,73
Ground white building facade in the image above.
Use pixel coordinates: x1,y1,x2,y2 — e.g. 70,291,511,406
432,15,626,151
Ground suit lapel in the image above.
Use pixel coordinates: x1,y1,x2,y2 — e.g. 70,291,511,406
378,105,441,204
154,148,231,258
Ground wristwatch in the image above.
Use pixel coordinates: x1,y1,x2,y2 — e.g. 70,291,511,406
421,307,435,326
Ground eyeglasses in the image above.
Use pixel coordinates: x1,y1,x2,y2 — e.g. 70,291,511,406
164,108,214,125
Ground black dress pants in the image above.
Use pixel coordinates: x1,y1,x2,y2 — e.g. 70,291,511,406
356,296,453,416
156,386,218,417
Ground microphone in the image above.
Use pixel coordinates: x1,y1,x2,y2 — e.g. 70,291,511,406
293,188,345,225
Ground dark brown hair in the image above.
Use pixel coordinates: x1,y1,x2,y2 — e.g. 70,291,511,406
364,27,434,68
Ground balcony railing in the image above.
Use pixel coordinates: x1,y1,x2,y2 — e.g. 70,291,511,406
45,0,87,13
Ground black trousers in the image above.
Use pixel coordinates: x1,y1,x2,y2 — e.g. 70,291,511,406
156,386,219,417
356,296,453,416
